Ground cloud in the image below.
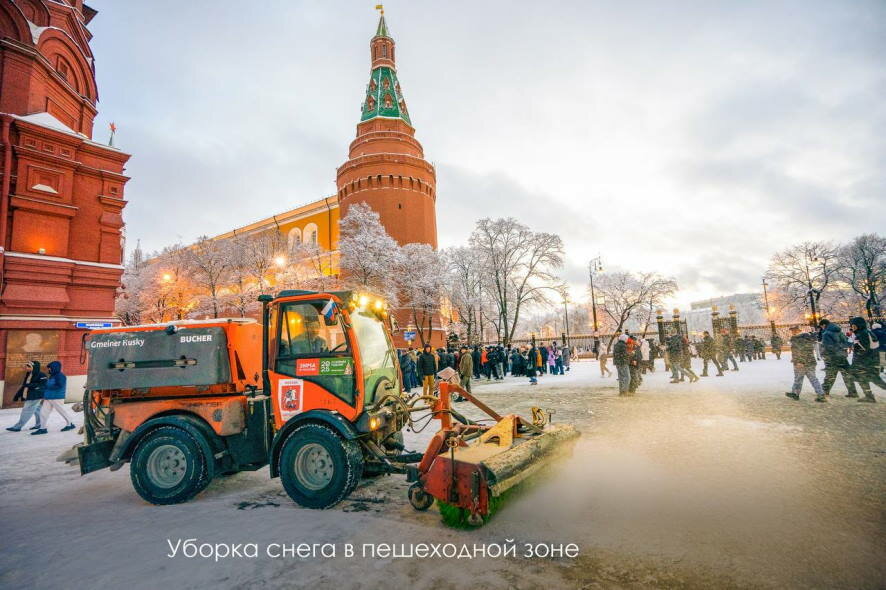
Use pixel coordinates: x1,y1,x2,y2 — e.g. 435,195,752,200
82,0,886,303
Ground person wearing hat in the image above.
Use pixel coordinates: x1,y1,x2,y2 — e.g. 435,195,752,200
819,319,858,398
613,334,631,395
418,344,438,396
36,360,75,433
849,317,882,402
785,326,825,402
5,361,46,432
457,345,472,400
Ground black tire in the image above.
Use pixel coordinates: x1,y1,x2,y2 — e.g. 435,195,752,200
408,482,434,511
130,426,210,505
278,423,363,509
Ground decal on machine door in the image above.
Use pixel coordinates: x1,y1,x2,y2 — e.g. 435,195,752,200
296,357,354,376
278,378,303,419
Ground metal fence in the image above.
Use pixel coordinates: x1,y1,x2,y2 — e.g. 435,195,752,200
481,315,885,354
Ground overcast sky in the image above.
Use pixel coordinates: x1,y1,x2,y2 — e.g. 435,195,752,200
86,0,885,307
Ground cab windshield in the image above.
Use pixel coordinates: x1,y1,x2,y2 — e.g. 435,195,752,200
350,309,398,404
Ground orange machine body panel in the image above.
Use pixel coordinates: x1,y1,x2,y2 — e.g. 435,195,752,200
112,396,246,436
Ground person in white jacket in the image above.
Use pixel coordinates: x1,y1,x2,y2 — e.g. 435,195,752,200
639,338,651,373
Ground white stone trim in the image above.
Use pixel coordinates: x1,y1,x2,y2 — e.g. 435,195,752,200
4,251,124,269
0,315,120,323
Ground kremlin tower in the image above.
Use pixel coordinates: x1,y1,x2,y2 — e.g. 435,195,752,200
336,11,438,249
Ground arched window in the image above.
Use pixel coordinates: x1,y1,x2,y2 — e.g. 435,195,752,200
287,227,302,250
382,45,387,58
304,223,319,246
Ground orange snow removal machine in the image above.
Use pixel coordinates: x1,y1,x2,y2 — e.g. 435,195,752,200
68,290,578,526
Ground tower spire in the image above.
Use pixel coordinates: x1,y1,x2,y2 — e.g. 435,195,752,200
362,9,410,125
375,4,390,37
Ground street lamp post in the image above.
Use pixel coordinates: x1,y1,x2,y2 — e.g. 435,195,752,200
762,278,776,335
562,294,570,348
588,256,603,353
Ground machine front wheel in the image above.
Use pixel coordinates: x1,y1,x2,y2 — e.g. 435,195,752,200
129,426,210,505
408,482,434,511
279,423,363,509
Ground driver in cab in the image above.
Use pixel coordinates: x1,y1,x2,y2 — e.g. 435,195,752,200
293,318,328,354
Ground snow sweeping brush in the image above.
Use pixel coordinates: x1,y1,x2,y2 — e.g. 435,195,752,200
407,382,580,527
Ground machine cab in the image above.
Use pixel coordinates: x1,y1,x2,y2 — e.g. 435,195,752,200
266,290,400,428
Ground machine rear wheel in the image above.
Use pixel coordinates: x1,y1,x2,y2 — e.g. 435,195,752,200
130,426,210,505
279,423,363,509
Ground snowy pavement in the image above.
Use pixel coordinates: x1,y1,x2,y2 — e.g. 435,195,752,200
0,356,883,589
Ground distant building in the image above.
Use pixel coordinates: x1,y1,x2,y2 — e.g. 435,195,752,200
0,0,131,406
684,293,765,336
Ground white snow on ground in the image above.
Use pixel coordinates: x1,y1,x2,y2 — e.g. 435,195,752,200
0,355,883,590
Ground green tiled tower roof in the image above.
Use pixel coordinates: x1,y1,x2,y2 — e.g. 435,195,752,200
361,15,411,125
361,66,411,125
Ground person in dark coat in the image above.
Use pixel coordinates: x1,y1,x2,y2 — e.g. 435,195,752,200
418,344,438,396
613,335,631,395
510,348,524,377
628,337,643,394
753,335,765,359
539,345,549,374
400,349,418,393
849,317,882,402
6,361,46,432
34,360,74,434
785,326,825,402
526,345,540,385
700,331,724,376
819,319,857,398
472,346,481,379
872,322,886,377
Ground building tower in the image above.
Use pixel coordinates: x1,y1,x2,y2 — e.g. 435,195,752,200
335,11,438,249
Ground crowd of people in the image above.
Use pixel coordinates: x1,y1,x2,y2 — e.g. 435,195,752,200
787,317,885,403
397,340,574,397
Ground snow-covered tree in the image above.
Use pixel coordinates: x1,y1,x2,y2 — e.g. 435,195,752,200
186,236,231,318
223,235,262,317
239,230,286,291
115,244,150,325
469,218,564,345
594,271,678,350
441,246,484,344
338,203,401,302
765,241,839,318
838,233,885,319
394,243,444,347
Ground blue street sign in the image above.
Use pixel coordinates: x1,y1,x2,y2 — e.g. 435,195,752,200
75,321,114,329
403,331,416,340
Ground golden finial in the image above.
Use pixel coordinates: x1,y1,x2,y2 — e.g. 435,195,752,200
375,4,384,15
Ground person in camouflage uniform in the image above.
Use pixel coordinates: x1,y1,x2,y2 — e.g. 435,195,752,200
700,330,724,377
718,329,739,371
785,326,825,402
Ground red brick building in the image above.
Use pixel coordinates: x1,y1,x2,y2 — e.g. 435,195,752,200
0,0,130,406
